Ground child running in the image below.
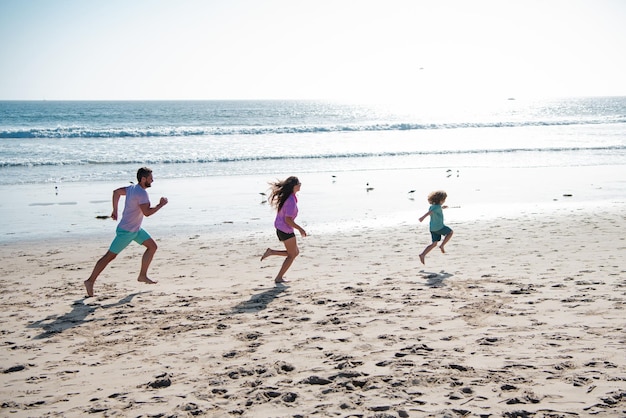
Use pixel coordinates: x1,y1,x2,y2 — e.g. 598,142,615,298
418,190,453,265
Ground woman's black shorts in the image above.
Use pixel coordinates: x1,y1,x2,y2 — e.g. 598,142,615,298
276,229,296,241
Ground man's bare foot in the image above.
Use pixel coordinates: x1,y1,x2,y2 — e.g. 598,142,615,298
275,277,290,284
138,277,158,284
419,254,425,265
84,279,94,297
261,248,272,261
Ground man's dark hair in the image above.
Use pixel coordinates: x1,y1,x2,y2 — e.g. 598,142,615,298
137,167,152,183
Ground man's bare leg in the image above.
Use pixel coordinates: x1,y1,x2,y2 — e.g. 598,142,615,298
84,251,117,297
137,238,158,284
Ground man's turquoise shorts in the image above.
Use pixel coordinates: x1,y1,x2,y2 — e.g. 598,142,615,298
109,227,151,254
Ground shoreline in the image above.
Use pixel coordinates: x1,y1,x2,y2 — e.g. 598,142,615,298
1,163,624,245
0,202,625,416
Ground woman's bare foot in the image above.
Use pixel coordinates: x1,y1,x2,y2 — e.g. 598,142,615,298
84,279,95,297
261,248,272,261
138,276,158,284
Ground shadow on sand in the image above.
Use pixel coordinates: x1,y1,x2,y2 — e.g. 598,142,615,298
28,292,148,339
420,270,454,287
231,284,288,313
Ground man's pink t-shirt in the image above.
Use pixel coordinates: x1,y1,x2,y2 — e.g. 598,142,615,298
117,184,150,232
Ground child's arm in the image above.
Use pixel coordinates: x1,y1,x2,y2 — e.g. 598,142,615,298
418,210,432,223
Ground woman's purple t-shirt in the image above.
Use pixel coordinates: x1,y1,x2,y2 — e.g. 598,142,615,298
274,194,298,233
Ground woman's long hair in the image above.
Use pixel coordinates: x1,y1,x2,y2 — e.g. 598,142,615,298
268,176,300,212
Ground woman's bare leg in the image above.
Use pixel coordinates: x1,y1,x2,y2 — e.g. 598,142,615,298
261,247,287,261
275,237,299,283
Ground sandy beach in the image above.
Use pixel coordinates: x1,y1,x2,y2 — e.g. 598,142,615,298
2,3,626,416
0,197,624,417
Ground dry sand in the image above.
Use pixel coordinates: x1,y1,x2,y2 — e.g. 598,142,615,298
0,204,624,417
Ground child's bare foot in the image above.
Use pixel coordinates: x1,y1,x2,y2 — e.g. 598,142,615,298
84,279,94,297
419,254,426,265
260,248,272,261
440,246,446,254
138,276,158,284
275,277,290,284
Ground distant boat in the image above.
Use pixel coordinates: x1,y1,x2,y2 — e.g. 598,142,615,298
507,97,516,100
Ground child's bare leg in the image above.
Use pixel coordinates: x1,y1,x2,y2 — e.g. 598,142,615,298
419,242,438,265
439,231,453,253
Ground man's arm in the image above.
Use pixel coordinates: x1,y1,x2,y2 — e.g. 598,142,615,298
111,187,127,220
140,197,169,217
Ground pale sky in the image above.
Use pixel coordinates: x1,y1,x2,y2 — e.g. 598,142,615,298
1,0,625,101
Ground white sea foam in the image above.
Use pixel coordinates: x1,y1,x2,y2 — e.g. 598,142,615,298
0,97,624,186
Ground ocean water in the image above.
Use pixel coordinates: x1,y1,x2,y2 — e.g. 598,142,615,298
1,98,625,243
1,97,625,185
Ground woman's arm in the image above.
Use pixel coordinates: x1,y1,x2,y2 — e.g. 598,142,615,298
285,216,306,237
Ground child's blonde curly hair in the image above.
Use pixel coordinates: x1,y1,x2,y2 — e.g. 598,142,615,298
427,190,447,205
